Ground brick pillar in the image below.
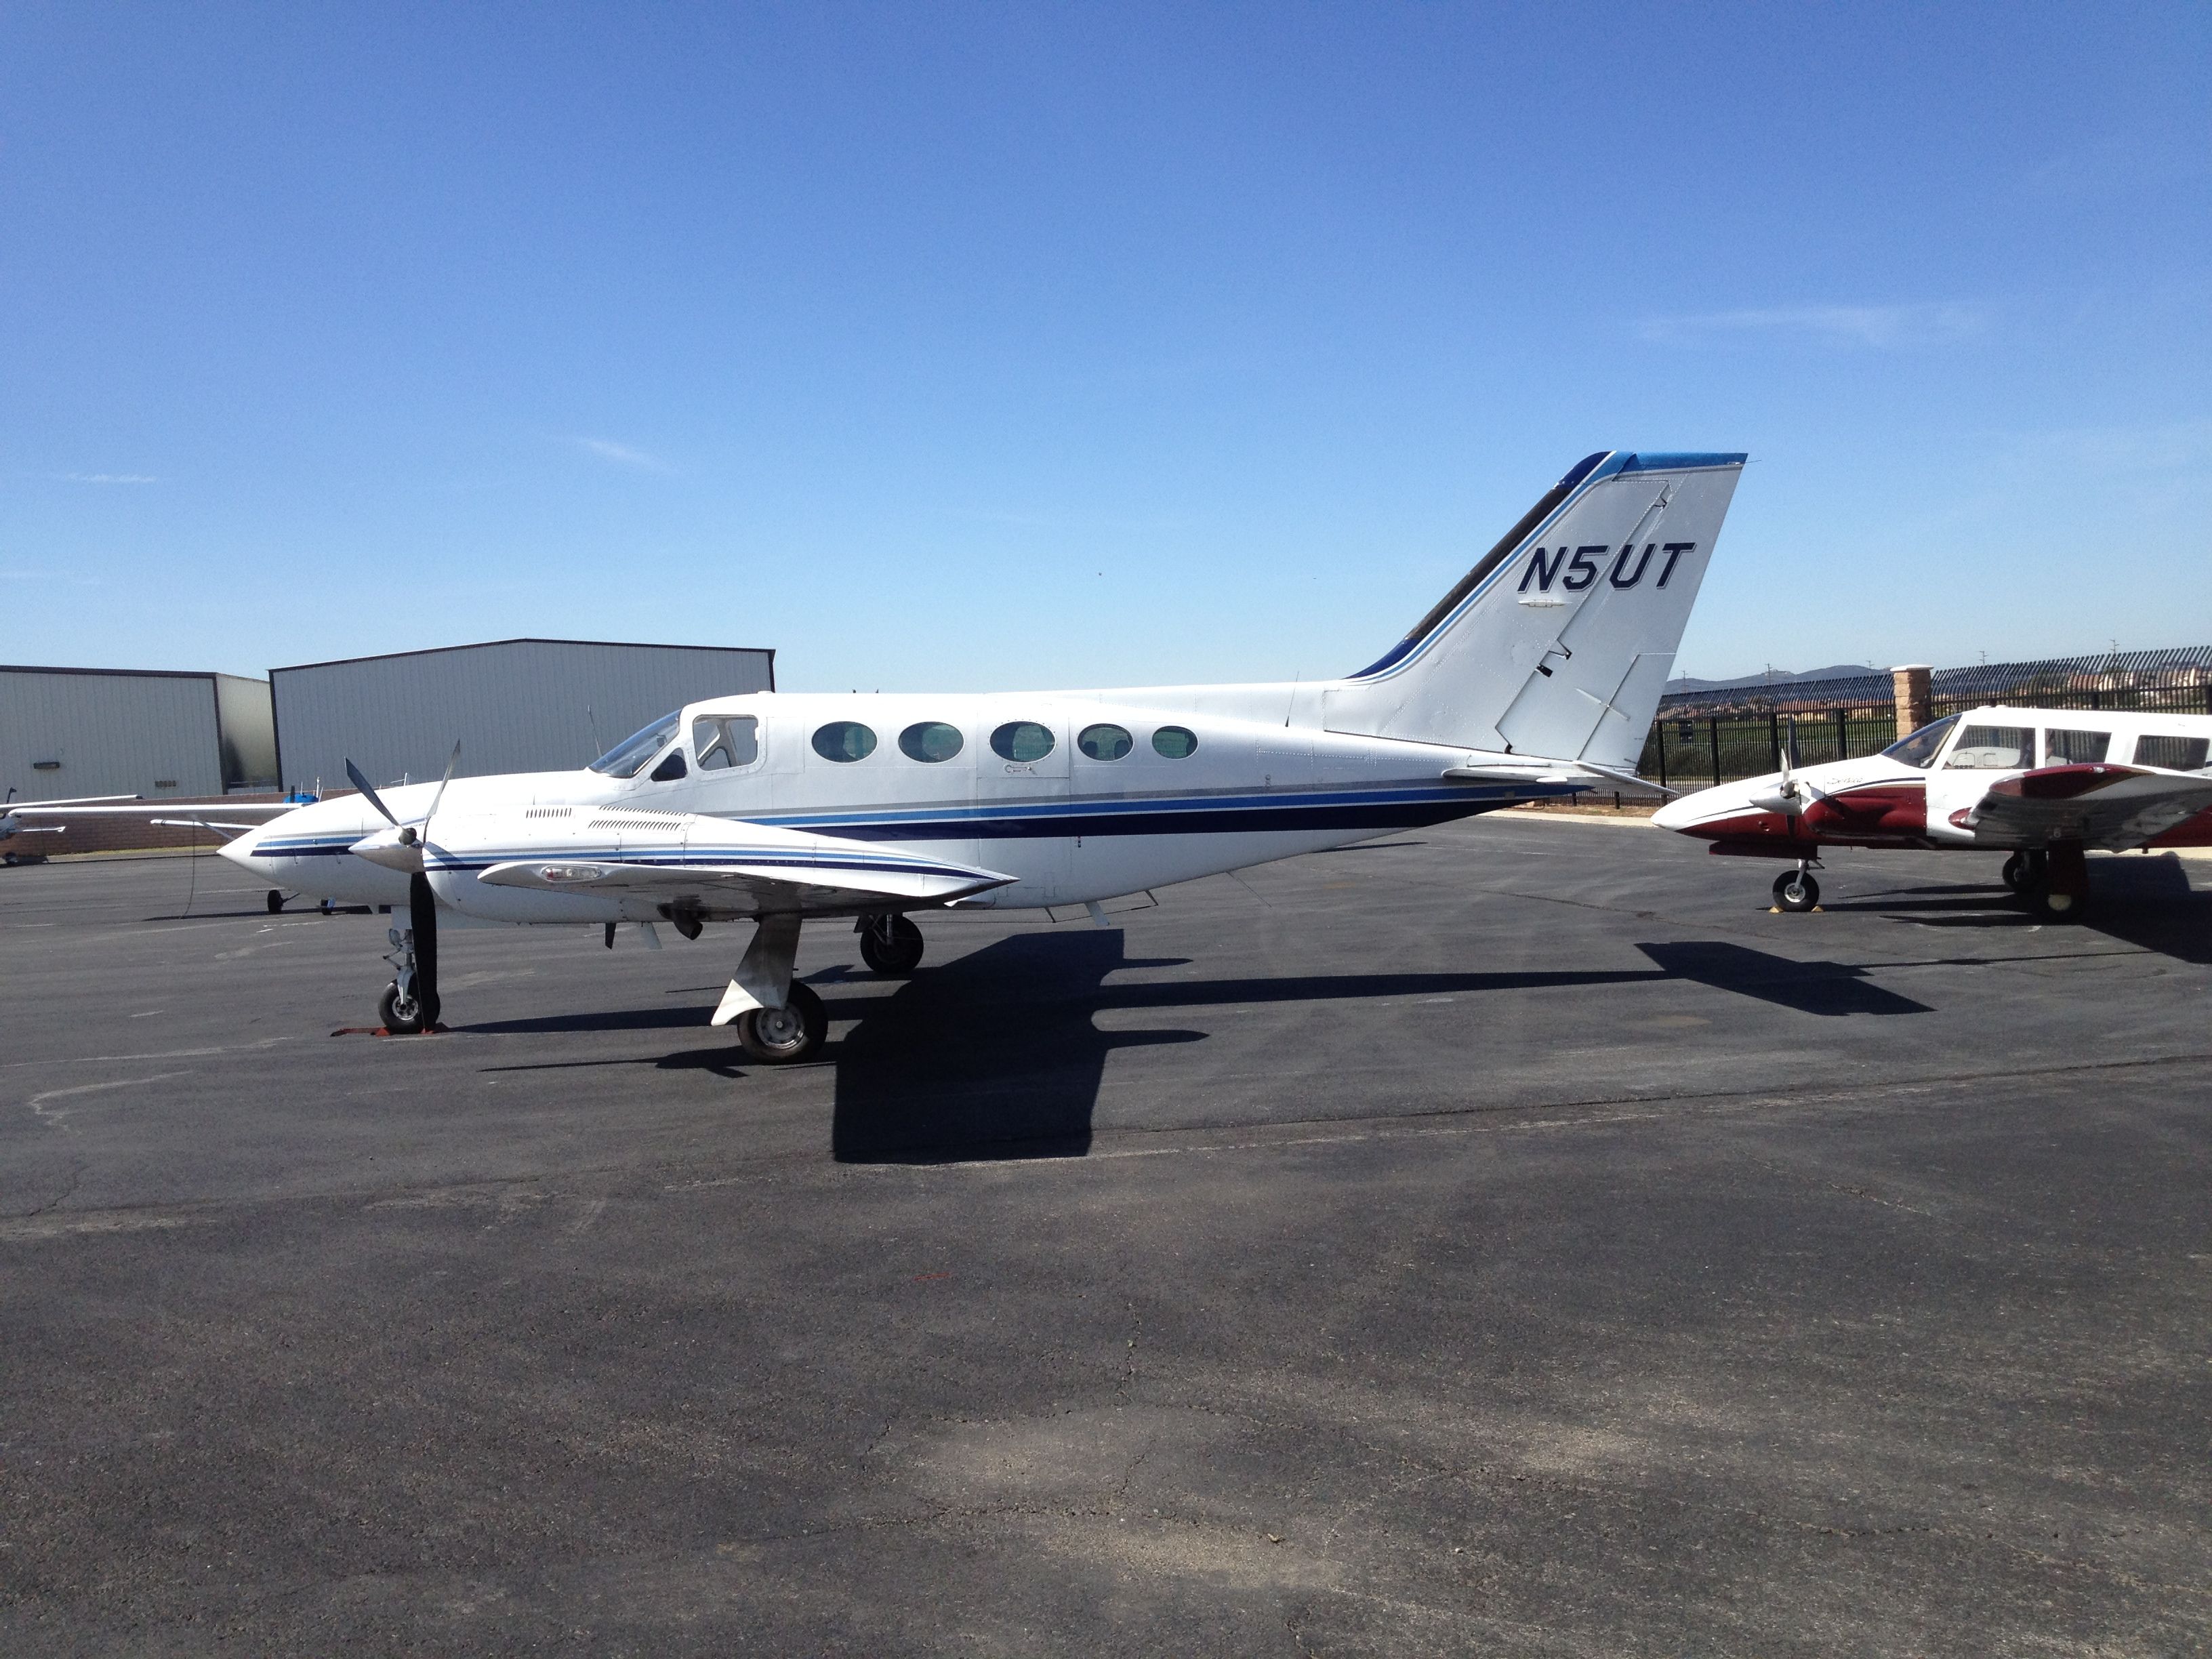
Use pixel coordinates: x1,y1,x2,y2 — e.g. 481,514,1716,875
1891,664,1932,739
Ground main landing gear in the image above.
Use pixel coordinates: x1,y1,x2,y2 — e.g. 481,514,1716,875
712,914,827,1065
857,912,925,977
2029,842,2089,922
2000,846,2088,920
1771,862,1821,913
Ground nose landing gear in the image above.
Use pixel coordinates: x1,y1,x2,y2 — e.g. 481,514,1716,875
379,926,441,1033
857,912,925,977
376,873,443,1033
1771,862,1822,913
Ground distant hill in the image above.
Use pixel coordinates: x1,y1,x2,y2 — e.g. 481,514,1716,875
1664,664,1878,695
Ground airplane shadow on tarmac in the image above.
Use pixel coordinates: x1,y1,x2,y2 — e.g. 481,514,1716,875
470,928,1933,1165
1818,853,2212,966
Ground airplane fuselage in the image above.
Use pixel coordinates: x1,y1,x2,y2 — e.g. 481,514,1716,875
224,689,1581,918
1654,705,2212,854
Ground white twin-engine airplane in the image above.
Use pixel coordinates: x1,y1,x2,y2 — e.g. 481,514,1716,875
1652,705,2212,917
25,450,1746,1061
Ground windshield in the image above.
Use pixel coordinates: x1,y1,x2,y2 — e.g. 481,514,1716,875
1880,713,1960,770
588,712,682,778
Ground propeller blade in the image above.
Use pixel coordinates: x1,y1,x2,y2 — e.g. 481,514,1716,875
423,741,462,831
346,760,400,826
408,870,440,1028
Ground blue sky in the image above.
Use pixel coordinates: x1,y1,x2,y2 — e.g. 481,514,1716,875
4,2,2207,691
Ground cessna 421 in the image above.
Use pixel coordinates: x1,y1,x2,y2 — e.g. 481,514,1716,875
16,449,1744,1061
1652,706,2212,918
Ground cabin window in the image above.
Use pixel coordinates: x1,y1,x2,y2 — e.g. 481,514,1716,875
1944,725,2036,769
2043,728,2110,764
811,720,878,762
990,721,1055,762
589,711,681,778
1880,714,1958,769
693,716,758,771
1151,726,1199,759
650,749,688,782
2133,733,2211,771
1078,723,1133,761
899,721,964,763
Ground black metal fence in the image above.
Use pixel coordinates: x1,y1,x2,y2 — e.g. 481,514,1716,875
1639,647,2212,790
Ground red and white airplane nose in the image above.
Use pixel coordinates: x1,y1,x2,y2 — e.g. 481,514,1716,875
1652,782,1759,832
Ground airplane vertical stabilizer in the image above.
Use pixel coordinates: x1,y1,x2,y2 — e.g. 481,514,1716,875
1321,451,1745,770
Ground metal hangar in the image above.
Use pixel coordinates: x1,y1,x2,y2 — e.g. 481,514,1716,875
270,637,776,792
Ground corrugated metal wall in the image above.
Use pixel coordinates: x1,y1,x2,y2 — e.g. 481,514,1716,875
271,639,775,790
1,668,226,802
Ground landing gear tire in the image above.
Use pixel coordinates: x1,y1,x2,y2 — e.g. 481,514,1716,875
735,982,826,1064
267,889,286,914
858,913,924,977
2033,886,2085,923
2001,851,2047,895
1773,870,1820,913
379,981,436,1034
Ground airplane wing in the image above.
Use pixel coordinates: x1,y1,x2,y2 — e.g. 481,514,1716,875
3,794,141,809
1961,763,2212,850
474,848,1015,916
7,800,299,818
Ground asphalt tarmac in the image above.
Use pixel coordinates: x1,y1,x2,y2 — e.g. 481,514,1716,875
3,817,2208,1656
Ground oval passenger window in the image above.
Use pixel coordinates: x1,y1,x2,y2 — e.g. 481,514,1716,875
1078,723,1132,761
1151,726,1198,759
990,721,1056,762
899,721,964,763
811,720,878,762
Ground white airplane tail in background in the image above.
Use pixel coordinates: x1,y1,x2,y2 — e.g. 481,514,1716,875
1323,450,1746,770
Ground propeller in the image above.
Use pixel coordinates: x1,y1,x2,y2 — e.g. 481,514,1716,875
346,743,460,867
1750,716,1824,817
345,744,461,1031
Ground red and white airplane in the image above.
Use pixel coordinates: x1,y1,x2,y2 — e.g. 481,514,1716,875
1652,705,2212,918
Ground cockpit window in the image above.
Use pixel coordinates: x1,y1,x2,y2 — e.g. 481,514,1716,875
588,712,681,778
693,715,758,771
1879,714,1959,770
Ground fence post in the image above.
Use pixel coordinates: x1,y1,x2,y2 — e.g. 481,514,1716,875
1835,706,1847,762
1709,717,1721,787
1891,664,1932,738
1656,722,1669,792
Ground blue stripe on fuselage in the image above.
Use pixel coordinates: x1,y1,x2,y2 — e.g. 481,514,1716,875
249,783,1575,860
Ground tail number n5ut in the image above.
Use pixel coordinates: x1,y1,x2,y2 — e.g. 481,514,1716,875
1519,541,1697,594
